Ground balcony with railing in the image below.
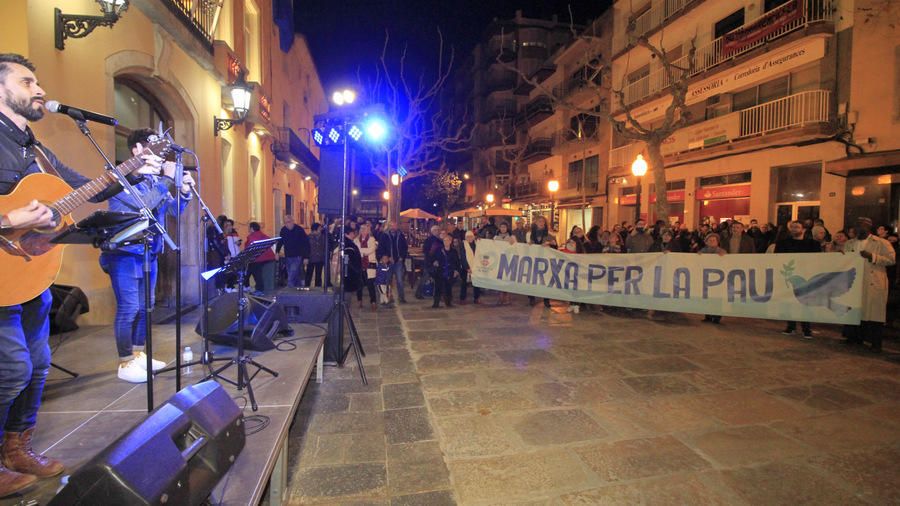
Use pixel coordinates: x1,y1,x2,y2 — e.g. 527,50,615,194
619,0,835,109
505,179,548,200
613,0,696,54
162,0,222,48
609,89,832,164
515,96,555,127
273,127,319,176
485,70,518,92
522,137,554,162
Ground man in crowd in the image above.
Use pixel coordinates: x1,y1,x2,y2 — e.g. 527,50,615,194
513,219,528,244
376,221,409,304
746,219,767,253
726,221,756,254
775,220,821,338
843,217,896,352
0,53,161,494
276,214,310,290
625,218,653,253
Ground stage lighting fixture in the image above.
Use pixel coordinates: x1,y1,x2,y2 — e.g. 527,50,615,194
364,118,388,143
328,127,341,143
312,129,324,146
348,124,363,142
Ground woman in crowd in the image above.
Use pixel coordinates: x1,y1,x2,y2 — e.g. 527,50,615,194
650,228,681,252
461,230,481,304
604,231,624,253
560,233,584,313
354,223,378,310
569,226,587,253
306,223,325,288
493,221,515,305
699,232,726,324
528,216,551,306
432,235,460,308
585,225,603,253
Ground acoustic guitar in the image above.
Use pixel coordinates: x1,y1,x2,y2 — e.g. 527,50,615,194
0,137,172,306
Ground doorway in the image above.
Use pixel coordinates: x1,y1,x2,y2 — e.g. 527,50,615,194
775,201,820,227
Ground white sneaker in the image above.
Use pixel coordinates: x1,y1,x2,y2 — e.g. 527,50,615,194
118,359,148,383
134,351,166,372
572,305,580,314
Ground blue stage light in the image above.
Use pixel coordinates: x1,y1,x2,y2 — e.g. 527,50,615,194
364,117,388,143
312,129,325,146
328,127,341,143
348,124,363,142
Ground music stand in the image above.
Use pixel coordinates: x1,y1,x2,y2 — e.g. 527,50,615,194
201,237,280,411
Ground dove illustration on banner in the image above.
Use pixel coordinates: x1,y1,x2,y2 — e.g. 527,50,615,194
781,260,856,315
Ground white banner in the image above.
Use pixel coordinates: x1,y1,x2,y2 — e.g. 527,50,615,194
471,241,865,324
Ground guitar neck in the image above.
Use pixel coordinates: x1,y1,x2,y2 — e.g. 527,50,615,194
51,156,144,216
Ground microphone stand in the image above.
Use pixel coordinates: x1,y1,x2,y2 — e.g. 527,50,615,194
69,113,176,413
157,149,228,384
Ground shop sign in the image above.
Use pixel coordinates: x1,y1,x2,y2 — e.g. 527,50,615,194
696,183,752,200
723,0,804,54
661,114,740,156
624,37,826,122
620,189,685,206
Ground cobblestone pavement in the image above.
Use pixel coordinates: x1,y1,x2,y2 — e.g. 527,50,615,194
285,291,900,505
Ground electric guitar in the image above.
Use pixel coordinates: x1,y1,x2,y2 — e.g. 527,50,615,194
0,137,172,306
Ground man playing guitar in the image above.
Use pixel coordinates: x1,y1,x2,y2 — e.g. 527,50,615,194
0,53,162,496
101,128,194,383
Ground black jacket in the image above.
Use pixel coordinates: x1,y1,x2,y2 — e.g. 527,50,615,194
423,234,442,265
774,237,821,253
434,247,460,279
0,111,128,201
276,225,310,258
376,230,408,262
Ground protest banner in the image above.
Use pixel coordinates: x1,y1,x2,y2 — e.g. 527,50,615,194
471,240,865,324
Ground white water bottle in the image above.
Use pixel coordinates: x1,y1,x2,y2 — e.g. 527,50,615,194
183,346,193,375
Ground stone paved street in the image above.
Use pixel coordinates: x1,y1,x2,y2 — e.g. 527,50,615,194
285,291,900,505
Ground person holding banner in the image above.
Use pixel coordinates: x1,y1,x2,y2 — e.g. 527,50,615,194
528,217,552,307
843,217,896,352
493,222,515,306
700,233,727,324
775,220,821,338
432,235,460,308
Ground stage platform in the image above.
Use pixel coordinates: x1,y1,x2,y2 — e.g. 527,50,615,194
0,313,325,506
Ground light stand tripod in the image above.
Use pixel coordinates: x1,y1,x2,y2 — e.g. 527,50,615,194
329,118,367,384
201,237,280,411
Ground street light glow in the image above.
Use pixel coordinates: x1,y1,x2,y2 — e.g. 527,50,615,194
391,173,400,186
486,193,495,204
631,154,648,177
382,190,390,200
332,91,345,106
463,173,470,180
352,188,359,196
364,117,389,143
342,89,356,104
548,180,559,193
331,88,356,106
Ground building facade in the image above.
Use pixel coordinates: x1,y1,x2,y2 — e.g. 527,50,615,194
0,0,326,324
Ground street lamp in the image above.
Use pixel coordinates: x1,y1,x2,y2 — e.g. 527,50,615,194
547,179,559,228
391,173,400,186
382,190,390,200
631,154,648,222
55,0,129,50
331,89,356,106
214,72,253,136
485,193,495,204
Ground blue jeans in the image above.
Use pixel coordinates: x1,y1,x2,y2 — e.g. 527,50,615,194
0,289,52,434
285,256,305,288
100,253,158,359
389,260,406,302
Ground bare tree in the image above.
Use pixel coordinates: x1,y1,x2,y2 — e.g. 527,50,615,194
501,14,696,224
360,30,472,221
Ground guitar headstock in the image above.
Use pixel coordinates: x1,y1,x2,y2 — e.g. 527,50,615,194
140,134,173,159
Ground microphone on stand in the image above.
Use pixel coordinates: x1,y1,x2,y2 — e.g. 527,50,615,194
45,100,118,126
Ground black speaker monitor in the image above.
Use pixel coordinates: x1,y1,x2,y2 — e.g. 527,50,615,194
317,144,345,215
198,293,293,351
50,381,245,505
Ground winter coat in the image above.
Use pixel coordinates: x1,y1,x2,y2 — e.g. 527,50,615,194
844,235,896,322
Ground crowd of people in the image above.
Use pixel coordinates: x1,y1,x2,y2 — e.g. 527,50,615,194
204,210,897,353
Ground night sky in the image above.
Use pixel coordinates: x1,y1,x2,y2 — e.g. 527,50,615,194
296,1,611,91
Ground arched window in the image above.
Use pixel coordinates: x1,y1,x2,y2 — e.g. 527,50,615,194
114,78,172,163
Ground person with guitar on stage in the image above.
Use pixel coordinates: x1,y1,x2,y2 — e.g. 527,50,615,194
99,128,193,383
0,54,163,496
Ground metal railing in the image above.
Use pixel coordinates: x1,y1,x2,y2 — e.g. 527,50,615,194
163,0,221,46
620,0,835,107
522,137,554,161
613,0,695,54
608,89,831,162
738,89,830,137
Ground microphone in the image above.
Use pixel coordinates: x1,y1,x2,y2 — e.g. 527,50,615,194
45,100,118,126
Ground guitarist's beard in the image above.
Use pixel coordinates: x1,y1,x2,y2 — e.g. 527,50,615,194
3,94,44,122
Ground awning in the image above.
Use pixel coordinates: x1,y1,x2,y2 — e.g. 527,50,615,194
483,208,523,217
448,207,480,218
400,208,439,220
825,149,900,176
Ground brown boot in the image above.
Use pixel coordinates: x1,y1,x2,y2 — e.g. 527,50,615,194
0,464,36,497
2,428,65,478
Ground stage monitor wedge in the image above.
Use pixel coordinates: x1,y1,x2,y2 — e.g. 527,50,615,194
50,381,244,506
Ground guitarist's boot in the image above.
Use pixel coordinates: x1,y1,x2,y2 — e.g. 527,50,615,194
0,464,36,497
2,428,65,478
